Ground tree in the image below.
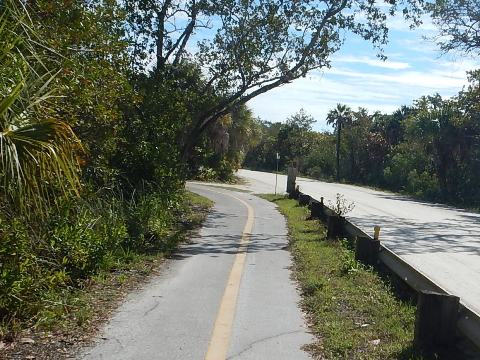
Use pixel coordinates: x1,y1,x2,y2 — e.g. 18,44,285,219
326,104,352,182
303,132,336,180
277,109,315,168
243,120,283,171
0,0,82,214
427,0,480,55
124,0,423,158
345,107,372,181
28,0,133,187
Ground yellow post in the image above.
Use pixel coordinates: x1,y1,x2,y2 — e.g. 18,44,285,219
374,226,381,240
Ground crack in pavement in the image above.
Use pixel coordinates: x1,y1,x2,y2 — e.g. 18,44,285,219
143,300,160,317
226,330,305,359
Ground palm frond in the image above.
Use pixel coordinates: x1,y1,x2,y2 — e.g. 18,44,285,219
0,0,83,215
0,120,82,212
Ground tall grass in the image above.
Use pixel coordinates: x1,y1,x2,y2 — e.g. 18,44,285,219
0,186,187,336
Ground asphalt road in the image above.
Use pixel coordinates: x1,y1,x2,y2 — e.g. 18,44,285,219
79,183,312,360
236,169,480,317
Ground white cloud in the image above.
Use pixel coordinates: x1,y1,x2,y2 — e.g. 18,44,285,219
248,55,479,131
387,13,437,33
333,55,410,70
327,67,467,89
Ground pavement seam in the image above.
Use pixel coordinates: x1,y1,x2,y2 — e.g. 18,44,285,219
226,330,305,360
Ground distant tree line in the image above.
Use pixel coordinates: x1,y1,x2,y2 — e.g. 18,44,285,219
244,73,480,206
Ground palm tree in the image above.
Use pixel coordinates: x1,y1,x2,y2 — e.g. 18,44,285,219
0,0,82,215
326,103,352,182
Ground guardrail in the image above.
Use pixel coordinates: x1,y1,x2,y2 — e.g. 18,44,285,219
291,187,480,354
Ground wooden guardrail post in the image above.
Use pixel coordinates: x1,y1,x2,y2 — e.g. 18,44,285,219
414,291,460,354
355,235,380,266
310,198,324,219
298,193,311,206
289,185,300,199
355,225,381,266
286,164,298,194
327,215,343,240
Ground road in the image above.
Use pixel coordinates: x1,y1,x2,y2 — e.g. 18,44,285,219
236,169,480,317
79,183,312,360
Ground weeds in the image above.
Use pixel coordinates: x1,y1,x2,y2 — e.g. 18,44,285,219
328,193,356,216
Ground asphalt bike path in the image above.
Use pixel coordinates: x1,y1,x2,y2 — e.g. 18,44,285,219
79,183,312,359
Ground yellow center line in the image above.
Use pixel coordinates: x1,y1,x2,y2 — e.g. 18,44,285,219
200,187,254,360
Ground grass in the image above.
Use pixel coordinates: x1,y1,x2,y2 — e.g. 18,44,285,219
261,194,422,360
1,191,213,359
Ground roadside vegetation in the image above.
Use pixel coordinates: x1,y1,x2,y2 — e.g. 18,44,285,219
262,195,421,359
1,191,212,358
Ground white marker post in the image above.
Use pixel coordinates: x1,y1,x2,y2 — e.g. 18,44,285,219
275,152,280,195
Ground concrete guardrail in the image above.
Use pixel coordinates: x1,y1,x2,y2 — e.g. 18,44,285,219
290,188,480,354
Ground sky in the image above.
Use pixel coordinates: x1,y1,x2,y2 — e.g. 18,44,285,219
248,14,480,131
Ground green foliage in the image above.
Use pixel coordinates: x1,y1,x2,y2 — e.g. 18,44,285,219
0,188,191,333
190,104,261,181
123,189,181,250
427,0,480,55
0,1,188,336
340,239,367,275
124,0,424,159
244,110,318,172
28,0,133,186
327,104,353,180
276,109,315,168
244,120,283,171
327,193,355,216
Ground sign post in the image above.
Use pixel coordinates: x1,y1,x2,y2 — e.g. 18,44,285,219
275,152,280,195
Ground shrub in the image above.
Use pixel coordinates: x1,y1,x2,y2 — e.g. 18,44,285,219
0,186,183,333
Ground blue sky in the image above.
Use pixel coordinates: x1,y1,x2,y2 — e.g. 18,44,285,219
248,14,480,131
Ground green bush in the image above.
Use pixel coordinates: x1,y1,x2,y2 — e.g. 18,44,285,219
406,169,440,199
0,187,183,333
0,218,41,322
124,190,180,250
46,196,128,282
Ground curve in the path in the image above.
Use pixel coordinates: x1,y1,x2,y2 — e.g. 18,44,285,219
78,183,312,360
